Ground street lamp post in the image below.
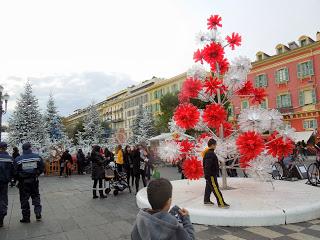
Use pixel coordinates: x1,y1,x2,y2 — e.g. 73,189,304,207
0,85,10,142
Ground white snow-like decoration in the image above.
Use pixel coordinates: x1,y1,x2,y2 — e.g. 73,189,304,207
223,56,252,90
278,125,296,141
194,110,207,131
195,31,209,46
169,118,186,134
215,138,238,162
267,109,284,131
247,153,277,182
158,140,182,163
187,64,207,81
197,89,212,102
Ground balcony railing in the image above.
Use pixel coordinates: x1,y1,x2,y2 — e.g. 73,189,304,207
277,106,294,114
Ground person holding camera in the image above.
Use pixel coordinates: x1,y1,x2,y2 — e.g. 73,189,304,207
131,178,195,240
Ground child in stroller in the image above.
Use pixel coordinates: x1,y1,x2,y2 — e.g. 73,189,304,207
104,162,131,196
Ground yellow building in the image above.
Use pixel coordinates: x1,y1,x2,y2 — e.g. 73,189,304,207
64,72,187,141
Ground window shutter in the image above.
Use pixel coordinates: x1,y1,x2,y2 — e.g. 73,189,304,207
303,121,307,129
312,89,316,104
299,90,305,106
254,76,259,87
276,95,281,108
264,75,268,86
288,94,292,107
275,71,279,83
285,68,289,81
297,63,302,78
308,60,314,75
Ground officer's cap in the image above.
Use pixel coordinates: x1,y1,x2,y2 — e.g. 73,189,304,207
0,142,8,149
22,142,32,150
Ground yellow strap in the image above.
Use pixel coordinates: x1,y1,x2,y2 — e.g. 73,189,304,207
211,176,224,206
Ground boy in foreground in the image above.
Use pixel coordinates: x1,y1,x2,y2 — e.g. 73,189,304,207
131,178,195,240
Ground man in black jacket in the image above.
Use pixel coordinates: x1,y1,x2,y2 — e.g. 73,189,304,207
203,139,229,208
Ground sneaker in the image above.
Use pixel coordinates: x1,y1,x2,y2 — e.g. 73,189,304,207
204,201,214,205
20,218,31,223
218,203,230,209
36,214,42,221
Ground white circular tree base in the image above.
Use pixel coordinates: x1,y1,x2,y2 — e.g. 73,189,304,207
136,178,320,226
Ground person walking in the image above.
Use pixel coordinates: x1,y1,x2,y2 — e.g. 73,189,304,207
132,145,147,194
123,145,134,186
203,139,230,208
60,150,72,177
115,145,124,172
91,145,106,199
14,143,44,223
0,142,13,227
10,146,20,187
104,147,114,164
76,149,85,175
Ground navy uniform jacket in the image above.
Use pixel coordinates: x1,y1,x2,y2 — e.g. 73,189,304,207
14,149,44,180
0,151,13,184
203,149,220,178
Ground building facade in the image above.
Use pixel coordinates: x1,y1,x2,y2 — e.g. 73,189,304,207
232,32,320,132
64,73,186,141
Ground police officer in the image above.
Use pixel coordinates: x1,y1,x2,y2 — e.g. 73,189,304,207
14,143,44,223
0,142,13,227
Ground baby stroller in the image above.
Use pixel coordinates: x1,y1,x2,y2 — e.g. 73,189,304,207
104,162,131,196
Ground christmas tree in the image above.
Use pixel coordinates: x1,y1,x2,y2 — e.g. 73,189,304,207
129,105,156,145
159,14,295,187
44,94,66,142
76,103,104,150
8,82,49,150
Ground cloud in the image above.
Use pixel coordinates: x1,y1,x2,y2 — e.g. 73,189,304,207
2,71,136,124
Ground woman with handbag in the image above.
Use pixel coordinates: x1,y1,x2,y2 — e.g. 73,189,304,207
132,145,147,194
91,145,106,199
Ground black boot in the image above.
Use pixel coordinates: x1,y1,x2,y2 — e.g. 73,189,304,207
99,190,106,199
20,218,30,223
0,216,4,227
36,214,42,221
93,190,98,199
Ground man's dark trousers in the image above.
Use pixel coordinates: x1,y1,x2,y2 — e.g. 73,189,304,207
0,183,8,219
18,179,42,219
204,175,226,207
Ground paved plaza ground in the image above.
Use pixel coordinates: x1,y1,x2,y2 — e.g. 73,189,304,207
1,165,319,240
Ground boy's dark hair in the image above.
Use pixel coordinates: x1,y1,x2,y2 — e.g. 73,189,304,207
208,138,217,147
147,178,172,210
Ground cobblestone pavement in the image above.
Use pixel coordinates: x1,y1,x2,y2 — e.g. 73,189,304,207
0,166,319,240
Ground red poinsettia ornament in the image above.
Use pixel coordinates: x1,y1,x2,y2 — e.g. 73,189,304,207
226,32,242,50
182,156,203,180
203,76,226,96
180,139,195,153
266,132,294,158
193,49,204,64
207,15,222,30
174,103,200,129
180,77,203,100
202,42,225,65
236,131,264,166
237,81,254,96
251,88,267,104
202,103,227,129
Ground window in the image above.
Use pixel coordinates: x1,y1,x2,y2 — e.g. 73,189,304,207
297,60,314,78
171,84,178,92
303,119,317,130
276,94,292,108
227,105,234,116
275,68,289,83
259,99,268,109
257,54,263,61
255,74,268,87
300,39,307,47
299,89,316,106
277,47,283,54
241,100,249,110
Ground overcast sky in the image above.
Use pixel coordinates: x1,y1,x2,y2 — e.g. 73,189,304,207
0,0,319,121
